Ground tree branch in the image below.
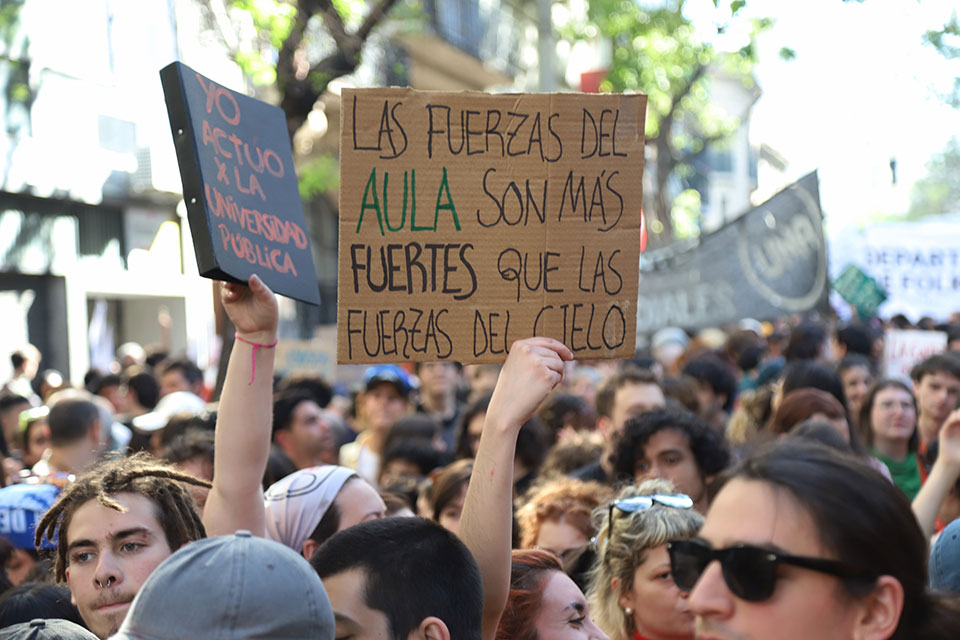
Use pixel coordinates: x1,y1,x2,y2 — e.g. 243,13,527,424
665,61,708,123
279,0,399,139
276,3,311,94
304,0,402,76
307,0,359,58
357,0,400,41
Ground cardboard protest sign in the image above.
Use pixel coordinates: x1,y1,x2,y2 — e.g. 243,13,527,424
160,62,320,304
337,88,647,364
883,329,947,382
635,172,828,332
833,263,887,319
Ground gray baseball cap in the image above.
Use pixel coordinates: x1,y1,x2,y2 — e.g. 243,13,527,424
0,619,98,640
108,531,334,640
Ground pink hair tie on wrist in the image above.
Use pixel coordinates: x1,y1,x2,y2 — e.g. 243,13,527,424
234,332,278,385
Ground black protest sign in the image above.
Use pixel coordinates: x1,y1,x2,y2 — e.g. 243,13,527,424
636,172,829,332
160,62,320,304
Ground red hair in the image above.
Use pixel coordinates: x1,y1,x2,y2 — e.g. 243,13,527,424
496,549,563,640
768,388,847,435
516,477,610,549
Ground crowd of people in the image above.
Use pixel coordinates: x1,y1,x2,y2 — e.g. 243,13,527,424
0,276,960,639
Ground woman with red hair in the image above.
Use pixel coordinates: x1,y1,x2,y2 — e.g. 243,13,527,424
516,477,610,557
769,386,893,483
498,549,608,640
460,338,608,640
768,387,853,443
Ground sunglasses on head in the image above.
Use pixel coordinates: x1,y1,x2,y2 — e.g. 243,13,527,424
608,493,693,532
666,539,876,602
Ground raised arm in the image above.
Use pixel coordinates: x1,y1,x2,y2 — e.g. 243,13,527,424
459,337,572,640
912,409,960,540
202,274,278,538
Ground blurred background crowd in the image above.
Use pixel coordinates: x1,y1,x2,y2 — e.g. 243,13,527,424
3,306,960,632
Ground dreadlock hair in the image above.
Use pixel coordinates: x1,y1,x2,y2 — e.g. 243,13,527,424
35,452,211,582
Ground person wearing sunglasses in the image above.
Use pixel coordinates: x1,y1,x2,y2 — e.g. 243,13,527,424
666,438,960,640
588,479,703,640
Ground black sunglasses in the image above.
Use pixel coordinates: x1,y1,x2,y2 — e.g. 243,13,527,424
666,539,876,602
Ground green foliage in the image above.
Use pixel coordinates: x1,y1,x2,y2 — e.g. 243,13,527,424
231,0,296,47
583,0,711,140
226,0,421,90
0,0,30,118
577,0,770,145
234,49,278,85
923,12,960,58
671,188,703,238
331,0,367,27
298,153,340,200
923,12,960,108
379,0,428,35
227,0,298,85
0,0,26,51
8,79,27,102
908,137,960,217
569,0,773,240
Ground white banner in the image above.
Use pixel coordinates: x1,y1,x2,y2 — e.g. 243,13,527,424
830,218,960,322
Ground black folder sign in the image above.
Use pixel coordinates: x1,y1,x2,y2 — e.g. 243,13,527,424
160,61,320,304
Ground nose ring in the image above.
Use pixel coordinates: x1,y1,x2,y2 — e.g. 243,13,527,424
96,577,114,588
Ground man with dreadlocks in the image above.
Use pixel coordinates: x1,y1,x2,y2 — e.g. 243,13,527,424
35,275,279,639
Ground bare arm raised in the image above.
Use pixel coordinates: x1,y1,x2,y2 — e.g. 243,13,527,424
912,409,960,540
202,274,278,538
459,337,573,640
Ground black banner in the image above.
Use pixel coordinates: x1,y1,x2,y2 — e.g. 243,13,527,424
636,172,828,332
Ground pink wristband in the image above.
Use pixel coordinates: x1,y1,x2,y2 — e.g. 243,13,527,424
234,332,277,385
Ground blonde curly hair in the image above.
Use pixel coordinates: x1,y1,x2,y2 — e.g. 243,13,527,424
726,385,774,445
586,478,703,640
